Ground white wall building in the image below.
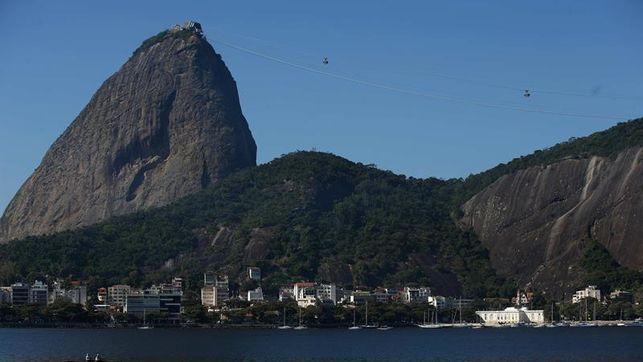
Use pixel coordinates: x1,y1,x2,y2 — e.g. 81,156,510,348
201,275,229,307
108,285,132,308
316,284,337,304
476,307,544,325
247,287,264,302
402,287,431,304
572,285,601,304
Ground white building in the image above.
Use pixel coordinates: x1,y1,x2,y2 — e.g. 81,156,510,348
201,275,229,307
247,287,264,302
30,280,48,305
572,285,601,304
293,282,317,307
51,281,87,306
316,284,337,304
402,287,431,304
108,285,132,308
476,307,544,325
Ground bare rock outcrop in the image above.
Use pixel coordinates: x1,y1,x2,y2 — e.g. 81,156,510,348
0,23,256,242
461,147,643,295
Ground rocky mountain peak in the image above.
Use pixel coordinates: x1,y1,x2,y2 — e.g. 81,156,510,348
0,23,257,242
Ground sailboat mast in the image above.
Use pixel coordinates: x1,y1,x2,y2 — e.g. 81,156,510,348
365,301,369,326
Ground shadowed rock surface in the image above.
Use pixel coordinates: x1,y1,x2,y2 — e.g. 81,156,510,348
461,147,643,296
0,24,256,242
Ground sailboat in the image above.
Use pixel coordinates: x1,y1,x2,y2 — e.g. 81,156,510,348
361,301,377,328
418,307,443,329
138,309,153,330
294,307,308,330
348,308,362,330
278,307,292,329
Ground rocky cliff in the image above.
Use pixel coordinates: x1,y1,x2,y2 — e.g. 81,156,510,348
461,146,643,296
0,23,257,242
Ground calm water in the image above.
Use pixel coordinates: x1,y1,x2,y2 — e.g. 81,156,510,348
0,327,642,361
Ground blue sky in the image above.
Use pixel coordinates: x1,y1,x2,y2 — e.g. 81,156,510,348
1,1,642,213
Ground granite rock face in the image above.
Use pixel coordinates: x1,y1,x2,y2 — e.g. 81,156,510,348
0,25,256,242
461,147,643,296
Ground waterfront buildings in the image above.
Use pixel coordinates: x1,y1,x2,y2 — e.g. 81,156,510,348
609,290,633,303
293,282,317,307
247,287,264,302
51,281,87,306
572,285,601,304
475,307,545,325
108,285,132,308
10,283,30,305
403,287,431,304
201,274,230,307
288,282,338,307
29,280,49,305
124,294,161,317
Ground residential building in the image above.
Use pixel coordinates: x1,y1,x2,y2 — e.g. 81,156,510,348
349,290,375,304
294,282,317,307
572,285,601,304
67,285,88,306
512,290,534,306
51,281,87,306
373,288,399,303
203,273,216,287
609,290,633,303
247,287,264,302
29,280,49,305
201,286,216,307
248,267,261,281
159,293,182,319
428,295,447,309
124,294,161,318
201,274,229,307
11,283,30,305
108,285,132,308
316,284,337,304
278,287,294,301
402,287,431,304
476,307,544,325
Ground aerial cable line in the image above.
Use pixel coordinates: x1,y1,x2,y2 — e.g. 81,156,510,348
211,29,643,102
213,38,631,121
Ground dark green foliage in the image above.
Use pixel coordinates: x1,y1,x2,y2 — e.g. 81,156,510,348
580,239,642,292
0,152,511,298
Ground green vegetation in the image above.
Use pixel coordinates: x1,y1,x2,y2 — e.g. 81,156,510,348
0,152,511,298
3,118,643,301
580,239,643,292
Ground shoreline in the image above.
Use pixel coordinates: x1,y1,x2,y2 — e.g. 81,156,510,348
1,320,641,329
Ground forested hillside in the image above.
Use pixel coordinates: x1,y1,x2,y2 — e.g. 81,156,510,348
0,152,511,298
